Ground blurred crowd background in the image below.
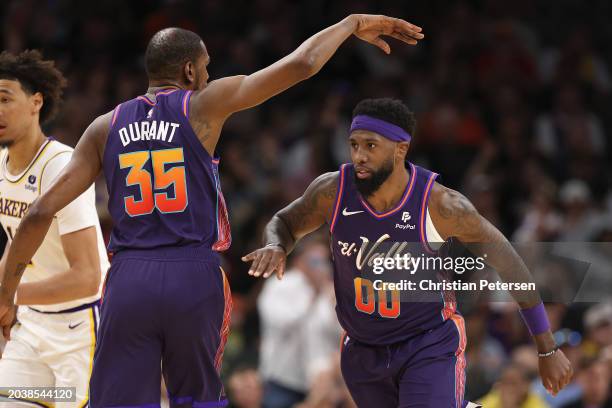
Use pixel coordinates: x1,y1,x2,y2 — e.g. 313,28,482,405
2,0,612,407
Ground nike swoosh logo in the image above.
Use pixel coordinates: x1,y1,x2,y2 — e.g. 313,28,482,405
68,321,84,330
342,208,364,216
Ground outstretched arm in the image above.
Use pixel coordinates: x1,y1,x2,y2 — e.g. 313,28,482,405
0,112,109,336
428,182,573,395
192,14,423,152
242,172,338,279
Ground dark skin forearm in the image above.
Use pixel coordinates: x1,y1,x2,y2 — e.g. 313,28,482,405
263,214,297,255
263,171,338,251
243,172,337,278
430,184,540,306
429,183,555,351
292,17,357,77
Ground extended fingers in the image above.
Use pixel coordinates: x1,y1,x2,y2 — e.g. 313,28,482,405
241,251,257,262
254,250,281,278
256,254,274,278
393,17,422,33
247,251,264,276
245,248,287,279
394,27,424,42
369,37,391,54
391,18,424,39
263,253,286,279
388,32,418,46
275,258,286,280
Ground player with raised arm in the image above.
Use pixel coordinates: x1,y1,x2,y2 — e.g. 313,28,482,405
0,16,424,408
0,51,108,407
242,98,573,407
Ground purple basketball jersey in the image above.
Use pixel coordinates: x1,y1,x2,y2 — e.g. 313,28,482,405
103,89,231,253
330,163,457,346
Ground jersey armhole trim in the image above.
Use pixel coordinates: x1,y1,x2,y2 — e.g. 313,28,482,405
419,172,439,254
426,207,444,243
329,164,347,234
183,90,193,118
104,104,123,166
38,150,72,194
110,103,122,128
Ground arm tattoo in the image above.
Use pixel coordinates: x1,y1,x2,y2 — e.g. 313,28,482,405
192,119,212,143
282,172,337,233
436,188,481,240
320,180,337,200
13,263,27,278
264,172,338,253
434,184,541,307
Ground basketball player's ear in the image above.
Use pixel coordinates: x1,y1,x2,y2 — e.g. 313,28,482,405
184,61,196,86
30,92,43,116
396,141,410,161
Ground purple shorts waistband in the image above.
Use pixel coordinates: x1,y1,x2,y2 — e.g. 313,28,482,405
111,245,220,263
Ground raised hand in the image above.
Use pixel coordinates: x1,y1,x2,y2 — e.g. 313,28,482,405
242,244,287,280
350,14,424,54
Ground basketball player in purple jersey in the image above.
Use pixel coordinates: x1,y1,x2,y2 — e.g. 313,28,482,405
243,98,573,407
0,15,424,408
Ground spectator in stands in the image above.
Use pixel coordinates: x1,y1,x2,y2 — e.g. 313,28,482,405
561,357,612,408
227,367,264,408
479,362,550,408
257,236,341,408
583,301,612,357
294,353,356,408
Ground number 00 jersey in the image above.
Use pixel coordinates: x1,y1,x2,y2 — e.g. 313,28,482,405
330,163,458,346
103,89,231,253
0,139,109,312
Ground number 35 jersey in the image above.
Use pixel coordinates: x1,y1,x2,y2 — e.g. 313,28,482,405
103,89,231,253
329,163,457,346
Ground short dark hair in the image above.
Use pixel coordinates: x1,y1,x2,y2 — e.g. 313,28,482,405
0,50,67,124
145,28,205,81
352,98,416,137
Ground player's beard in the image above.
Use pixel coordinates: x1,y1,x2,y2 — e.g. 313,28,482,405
354,158,394,198
0,140,14,148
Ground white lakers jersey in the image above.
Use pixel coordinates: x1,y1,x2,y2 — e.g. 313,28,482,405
0,138,109,312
